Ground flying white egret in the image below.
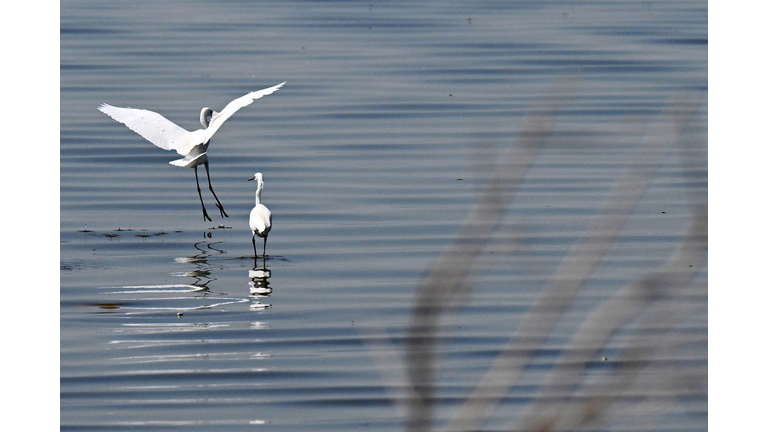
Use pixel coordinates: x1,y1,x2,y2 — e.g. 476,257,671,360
98,82,286,221
248,172,272,259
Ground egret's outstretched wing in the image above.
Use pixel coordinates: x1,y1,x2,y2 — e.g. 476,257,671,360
204,82,286,142
98,104,190,152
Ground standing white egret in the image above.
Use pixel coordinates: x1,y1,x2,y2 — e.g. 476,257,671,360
248,172,272,260
98,82,286,222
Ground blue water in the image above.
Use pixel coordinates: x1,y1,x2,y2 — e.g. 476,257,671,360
61,1,707,430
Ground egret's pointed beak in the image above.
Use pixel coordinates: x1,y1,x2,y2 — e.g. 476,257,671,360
247,176,255,181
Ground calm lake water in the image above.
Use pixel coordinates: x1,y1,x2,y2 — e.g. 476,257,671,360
61,1,707,430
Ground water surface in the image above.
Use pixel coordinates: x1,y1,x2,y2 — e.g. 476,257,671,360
61,1,707,430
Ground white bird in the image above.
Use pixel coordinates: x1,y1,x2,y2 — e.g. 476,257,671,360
248,173,272,260
98,82,286,222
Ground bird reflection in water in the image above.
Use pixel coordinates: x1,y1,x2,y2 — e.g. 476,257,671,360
100,236,246,315
248,264,272,311
173,239,227,295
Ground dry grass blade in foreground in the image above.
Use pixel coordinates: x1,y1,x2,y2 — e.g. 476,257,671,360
404,78,577,432
508,206,706,432
401,90,705,432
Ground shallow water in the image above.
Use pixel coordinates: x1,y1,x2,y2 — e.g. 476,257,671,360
61,1,707,430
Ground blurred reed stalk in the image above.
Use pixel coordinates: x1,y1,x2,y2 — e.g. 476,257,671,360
400,82,704,432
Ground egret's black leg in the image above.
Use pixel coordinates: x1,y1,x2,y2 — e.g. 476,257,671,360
194,166,212,222
263,236,268,260
204,161,228,218
252,234,258,258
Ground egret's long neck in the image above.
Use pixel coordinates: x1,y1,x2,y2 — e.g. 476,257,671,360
255,182,263,205
200,108,212,128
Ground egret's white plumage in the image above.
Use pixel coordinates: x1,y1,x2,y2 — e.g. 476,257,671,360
98,82,285,221
248,173,272,259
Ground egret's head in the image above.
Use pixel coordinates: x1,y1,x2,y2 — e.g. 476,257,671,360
248,173,264,183
200,107,213,128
